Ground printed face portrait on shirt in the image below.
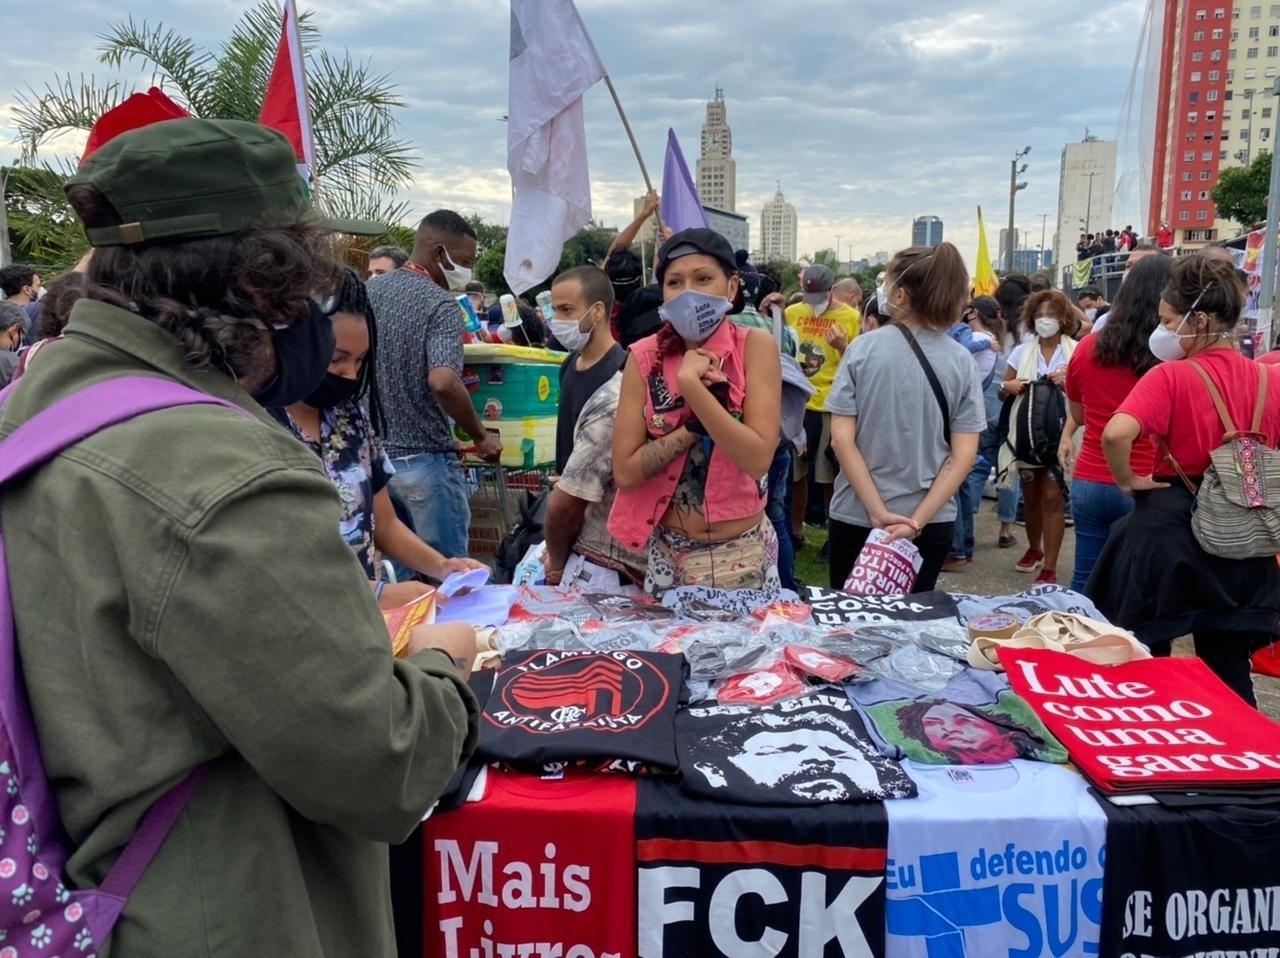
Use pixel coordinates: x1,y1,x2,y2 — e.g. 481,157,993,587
692,706,883,802
872,693,1066,766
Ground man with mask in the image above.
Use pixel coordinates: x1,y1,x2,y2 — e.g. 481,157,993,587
542,265,644,586
785,264,860,542
0,302,25,386
0,264,43,345
367,209,502,560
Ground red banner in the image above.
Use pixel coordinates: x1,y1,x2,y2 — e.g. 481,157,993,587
1000,648,1280,792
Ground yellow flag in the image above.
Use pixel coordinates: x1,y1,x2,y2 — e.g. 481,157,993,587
973,206,998,297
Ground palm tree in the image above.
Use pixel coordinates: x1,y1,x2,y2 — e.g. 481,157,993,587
9,2,415,265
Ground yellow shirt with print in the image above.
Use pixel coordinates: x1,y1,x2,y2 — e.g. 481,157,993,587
785,302,861,411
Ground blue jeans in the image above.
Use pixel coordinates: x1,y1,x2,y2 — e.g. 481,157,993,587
387,451,471,561
766,445,796,591
1070,478,1133,592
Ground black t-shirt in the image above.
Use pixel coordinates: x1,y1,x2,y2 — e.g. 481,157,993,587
1100,800,1280,957
637,777,889,957
677,692,917,805
555,343,626,474
475,648,687,770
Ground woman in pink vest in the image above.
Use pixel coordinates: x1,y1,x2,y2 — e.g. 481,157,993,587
609,229,782,593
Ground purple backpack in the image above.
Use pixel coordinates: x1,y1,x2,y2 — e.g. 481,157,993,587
0,376,247,957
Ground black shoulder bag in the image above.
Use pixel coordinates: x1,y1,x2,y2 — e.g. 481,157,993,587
894,323,951,445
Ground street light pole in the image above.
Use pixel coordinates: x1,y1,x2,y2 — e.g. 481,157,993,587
1006,146,1031,273
1247,89,1257,166
1040,213,1049,270
1256,78,1280,348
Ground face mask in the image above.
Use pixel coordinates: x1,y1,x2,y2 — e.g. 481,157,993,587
437,248,473,292
253,301,337,408
1148,313,1200,363
879,284,898,318
304,371,361,409
803,293,830,315
1084,307,1098,321
549,306,597,353
1035,316,1061,339
659,289,732,343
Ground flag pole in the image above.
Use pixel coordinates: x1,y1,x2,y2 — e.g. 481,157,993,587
602,73,665,233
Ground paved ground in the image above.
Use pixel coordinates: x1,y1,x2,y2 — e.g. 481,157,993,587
794,500,1280,718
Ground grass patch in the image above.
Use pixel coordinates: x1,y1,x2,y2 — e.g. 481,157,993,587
793,525,830,590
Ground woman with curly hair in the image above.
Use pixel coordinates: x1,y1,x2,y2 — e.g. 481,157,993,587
272,267,485,606
0,119,478,956
610,228,781,593
999,289,1082,584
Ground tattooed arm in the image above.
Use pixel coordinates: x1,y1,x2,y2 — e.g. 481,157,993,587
613,354,695,489
895,432,980,543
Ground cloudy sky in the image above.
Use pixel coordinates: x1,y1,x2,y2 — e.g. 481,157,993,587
1,0,1147,268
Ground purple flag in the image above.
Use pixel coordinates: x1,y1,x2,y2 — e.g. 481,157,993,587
661,128,709,232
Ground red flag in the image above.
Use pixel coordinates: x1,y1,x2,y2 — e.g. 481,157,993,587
258,0,314,179
80,87,189,166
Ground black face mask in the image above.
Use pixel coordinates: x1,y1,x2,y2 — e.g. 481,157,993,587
254,301,336,408
304,371,361,410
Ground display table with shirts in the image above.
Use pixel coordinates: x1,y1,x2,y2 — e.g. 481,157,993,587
394,583,1280,958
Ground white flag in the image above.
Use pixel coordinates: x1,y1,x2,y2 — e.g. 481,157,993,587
503,0,606,294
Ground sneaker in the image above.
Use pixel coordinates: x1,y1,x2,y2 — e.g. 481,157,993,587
1015,548,1045,573
941,555,971,572
998,533,1017,549
1034,569,1058,585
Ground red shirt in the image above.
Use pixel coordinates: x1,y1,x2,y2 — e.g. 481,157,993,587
1117,348,1280,476
1065,333,1157,483
425,769,637,958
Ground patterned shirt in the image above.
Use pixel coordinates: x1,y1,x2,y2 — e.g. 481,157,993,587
281,401,395,579
556,373,646,578
731,306,797,358
367,268,465,458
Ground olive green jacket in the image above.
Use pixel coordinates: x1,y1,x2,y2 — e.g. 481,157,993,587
0,300,478,956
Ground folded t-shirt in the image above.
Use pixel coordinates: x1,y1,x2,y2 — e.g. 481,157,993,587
476,649,687,770
677,691,916,805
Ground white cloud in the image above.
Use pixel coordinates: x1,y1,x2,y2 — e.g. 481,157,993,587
1,0,1147,275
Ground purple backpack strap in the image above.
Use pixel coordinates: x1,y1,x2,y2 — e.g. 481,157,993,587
0,376,249,914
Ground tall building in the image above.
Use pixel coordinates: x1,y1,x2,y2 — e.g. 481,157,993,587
696,87,736,213
1147,1,1235,247
1212,2,1280,237
632,195,659,249
1054,136,1118,262
912,215,944,247
760,184,798,262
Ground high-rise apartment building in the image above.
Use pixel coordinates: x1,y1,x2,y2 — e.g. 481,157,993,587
1212,2,1280,237
1148,1,1235,246
760,185,798,262
1054,136,1118,259
696,87,736,212
912,216,944,247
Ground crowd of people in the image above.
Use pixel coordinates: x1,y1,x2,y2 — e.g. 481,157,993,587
2,115,1280,952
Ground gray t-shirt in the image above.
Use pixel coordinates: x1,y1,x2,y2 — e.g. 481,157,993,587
366,268,464,458
826,324,986,526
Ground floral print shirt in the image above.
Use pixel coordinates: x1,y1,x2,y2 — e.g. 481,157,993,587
282,401,395,579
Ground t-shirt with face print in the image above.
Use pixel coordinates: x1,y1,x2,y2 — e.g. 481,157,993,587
677,692,916,805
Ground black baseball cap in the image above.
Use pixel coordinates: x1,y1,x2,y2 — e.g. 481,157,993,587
965,296,1001,322
67,118,383,247
802,264,835,295
655,228,737,283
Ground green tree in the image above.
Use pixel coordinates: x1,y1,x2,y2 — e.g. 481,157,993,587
2,165,88,269
1212,151,1271,230
8,2,415,257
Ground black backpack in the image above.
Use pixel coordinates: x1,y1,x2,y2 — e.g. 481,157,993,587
998,377,1068,473
493,488,549,583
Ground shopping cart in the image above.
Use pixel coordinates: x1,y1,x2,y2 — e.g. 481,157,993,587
465,462,554,559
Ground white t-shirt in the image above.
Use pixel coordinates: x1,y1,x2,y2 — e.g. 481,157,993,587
1007,340,1071,379
885,760,1106,957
